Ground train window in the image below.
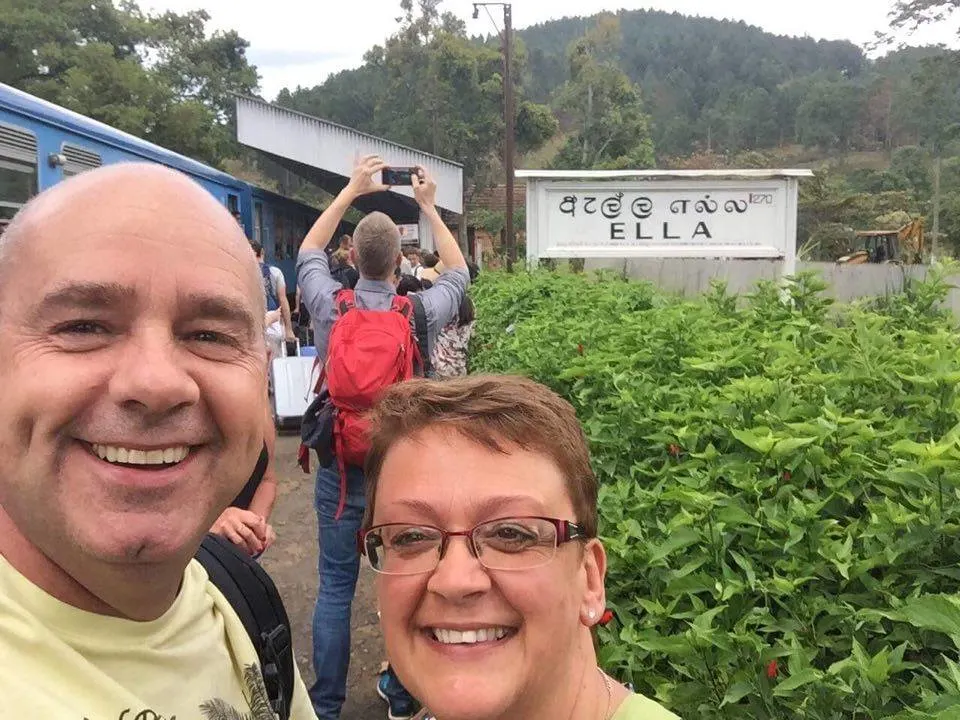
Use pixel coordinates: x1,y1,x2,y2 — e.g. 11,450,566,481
286,215,298,258
254,201,263,243
0,123,38,221
275,213,285,260
227,194,239,215
62,144,102,177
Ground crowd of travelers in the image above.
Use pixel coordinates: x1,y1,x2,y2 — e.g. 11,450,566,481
0,156,678,720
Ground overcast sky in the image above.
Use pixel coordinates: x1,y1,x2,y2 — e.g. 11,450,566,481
144,0,960,99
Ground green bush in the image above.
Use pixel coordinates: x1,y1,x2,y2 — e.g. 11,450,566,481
471,265,960,719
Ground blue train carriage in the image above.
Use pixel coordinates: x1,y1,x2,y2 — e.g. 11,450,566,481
0,81,320,293
250,185,319,290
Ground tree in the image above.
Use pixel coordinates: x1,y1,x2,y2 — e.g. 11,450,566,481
373,8,508,183
553,15,655,169
891,145,934,196
645,68,698,155
515,101,559,154
0,0,260,166
889,0,960,32
0,0,145,87
795,72,865,151
275,63,383,132
797,171,921,259
910,53,960,153
271,3,960,167
146,10,259,123
936,190,960,252
277,0,556,189
35,42,160,130
517,7,866,157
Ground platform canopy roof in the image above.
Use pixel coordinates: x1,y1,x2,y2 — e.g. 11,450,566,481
236,96,463,224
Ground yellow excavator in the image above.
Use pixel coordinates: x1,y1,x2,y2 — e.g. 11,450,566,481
837,218,925,264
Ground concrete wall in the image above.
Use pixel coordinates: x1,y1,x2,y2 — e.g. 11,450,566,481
582,259,960,315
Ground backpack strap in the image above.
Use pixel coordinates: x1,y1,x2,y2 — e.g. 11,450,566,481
334,412,349,521
409,293,432,378
230,443,270,510
335,288,356,318
389,294,412,317
296,357,325,475
389,295,428,376
195,534,294,720
261,263,279,310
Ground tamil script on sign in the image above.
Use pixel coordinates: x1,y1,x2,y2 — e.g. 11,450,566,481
544,186,783,249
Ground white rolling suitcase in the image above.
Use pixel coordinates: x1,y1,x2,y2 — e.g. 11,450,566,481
270,342,319,428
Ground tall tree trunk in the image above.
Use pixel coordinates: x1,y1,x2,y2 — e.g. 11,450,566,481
431,74,440,155
582,83,593,167
885,89,893,154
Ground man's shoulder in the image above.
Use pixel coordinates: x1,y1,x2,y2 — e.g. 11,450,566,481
612,693,681,720
419,266,469,313
423,266,469,293
193,538,298,717
297,248,329,265
297,249,337,290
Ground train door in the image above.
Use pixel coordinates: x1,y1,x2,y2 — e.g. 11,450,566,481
0,122,38,227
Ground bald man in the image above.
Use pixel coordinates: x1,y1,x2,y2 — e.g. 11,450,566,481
0,164,316,719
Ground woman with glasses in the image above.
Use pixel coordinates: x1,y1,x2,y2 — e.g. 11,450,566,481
359,375,680,720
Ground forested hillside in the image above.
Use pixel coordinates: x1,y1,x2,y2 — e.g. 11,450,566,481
280,6,960,165
518,10,868,157
6,0,960,256
276,2,960,256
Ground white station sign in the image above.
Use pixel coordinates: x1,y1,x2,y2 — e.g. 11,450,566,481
519,170,812,273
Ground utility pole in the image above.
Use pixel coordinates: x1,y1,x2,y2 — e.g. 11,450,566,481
473,2,515,271
503,3,515,272
932,153,942,259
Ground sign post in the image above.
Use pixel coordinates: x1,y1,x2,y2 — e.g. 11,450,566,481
519,169,813,277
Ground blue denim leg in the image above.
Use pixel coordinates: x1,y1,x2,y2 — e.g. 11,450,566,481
309,462,366,720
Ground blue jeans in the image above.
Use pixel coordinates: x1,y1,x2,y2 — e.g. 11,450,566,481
309,462,366,719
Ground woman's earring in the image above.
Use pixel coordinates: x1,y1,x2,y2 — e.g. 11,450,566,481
588,610,597,620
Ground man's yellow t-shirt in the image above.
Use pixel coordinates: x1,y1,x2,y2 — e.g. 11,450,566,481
0,553,315,720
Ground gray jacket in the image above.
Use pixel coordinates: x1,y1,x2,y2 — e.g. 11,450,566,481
297,249,469,360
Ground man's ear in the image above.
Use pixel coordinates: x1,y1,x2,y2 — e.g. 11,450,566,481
578,539,607,627
349,247,357,265
396,252,404,268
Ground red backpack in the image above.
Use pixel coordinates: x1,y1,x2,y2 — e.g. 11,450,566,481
299,289,426,518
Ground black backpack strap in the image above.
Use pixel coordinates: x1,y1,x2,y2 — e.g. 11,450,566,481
196,534,294,720
230,443,270,510
409,293,432,377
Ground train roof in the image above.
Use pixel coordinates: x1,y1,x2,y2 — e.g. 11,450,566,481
0,82,243,188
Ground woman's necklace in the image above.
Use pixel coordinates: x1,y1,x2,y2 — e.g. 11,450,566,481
598,667,614,720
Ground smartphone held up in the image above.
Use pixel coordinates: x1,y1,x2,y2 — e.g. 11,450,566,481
381,166,422,186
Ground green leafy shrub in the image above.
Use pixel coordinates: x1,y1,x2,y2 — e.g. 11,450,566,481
471,265,960,719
